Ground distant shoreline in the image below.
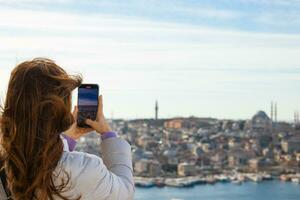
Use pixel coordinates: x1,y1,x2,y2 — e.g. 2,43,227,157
134,173,300,188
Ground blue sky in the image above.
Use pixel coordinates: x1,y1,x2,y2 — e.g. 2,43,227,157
0,0,300,121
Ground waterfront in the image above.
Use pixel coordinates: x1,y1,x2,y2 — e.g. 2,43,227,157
135,181,300,200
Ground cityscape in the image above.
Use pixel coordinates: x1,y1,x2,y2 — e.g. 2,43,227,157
76,101,300,188
1,0,300,199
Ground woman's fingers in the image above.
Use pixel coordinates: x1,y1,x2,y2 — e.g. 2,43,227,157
82,95,111,134
85,119,98,129
98,95,103,118
73,106,78,119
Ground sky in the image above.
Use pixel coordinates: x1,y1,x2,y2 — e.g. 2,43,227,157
0,0,300,121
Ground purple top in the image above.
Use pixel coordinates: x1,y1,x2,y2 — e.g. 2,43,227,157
62,134,77,151
101,131,117,140
62,131,117,152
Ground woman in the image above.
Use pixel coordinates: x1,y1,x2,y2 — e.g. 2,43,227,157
0,58,134,200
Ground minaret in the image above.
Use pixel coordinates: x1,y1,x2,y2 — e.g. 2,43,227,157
270,101,274,132
155,100,158,120
274,102,278,123
270,101,274,122
295,111,299,125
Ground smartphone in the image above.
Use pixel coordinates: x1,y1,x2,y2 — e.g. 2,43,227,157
77,84,99,128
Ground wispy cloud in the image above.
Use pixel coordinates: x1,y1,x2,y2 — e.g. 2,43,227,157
1,8,300,69
242,0,300,6
0,1,300,120
1,0,300,33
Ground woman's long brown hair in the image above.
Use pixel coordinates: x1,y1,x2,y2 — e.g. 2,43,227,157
0,58,82,199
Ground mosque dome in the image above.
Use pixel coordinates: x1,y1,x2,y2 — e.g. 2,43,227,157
252,110,270,121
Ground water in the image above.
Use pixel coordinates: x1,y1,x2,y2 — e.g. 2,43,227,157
135,181,300,200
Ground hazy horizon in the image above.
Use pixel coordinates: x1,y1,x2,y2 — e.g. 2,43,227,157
1,0,300,121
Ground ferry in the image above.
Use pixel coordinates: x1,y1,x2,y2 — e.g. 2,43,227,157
215,174,230,183
154,178,166,187
206,176,216,184
291,177,300,184
134,177,155,188
280,175,290,182
246,174,262,182
232,180,242,185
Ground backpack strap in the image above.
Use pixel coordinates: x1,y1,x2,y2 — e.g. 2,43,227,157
0,168,12,199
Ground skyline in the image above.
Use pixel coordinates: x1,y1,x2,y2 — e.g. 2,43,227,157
0,0,300,121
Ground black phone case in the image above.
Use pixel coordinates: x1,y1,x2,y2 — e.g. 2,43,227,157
77,84,99,128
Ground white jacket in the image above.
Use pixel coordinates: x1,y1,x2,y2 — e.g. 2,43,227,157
0,137,135,200
55,136,135,200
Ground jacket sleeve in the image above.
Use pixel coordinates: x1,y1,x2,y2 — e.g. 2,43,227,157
61,137,134,200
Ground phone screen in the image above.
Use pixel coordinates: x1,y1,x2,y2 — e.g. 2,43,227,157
77,84,99,127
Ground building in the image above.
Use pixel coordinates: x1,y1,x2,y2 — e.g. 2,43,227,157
257,134,272,148
164,119,184,129
193,146,204,157
134,159,148,174
296,153,300,162
228,138,241,149
210,151,227,168
248,158,265,171
228,152,248,168
148,160,162,177
201,143,212,153
164,117,200,129
248,111,272,133
177,163,196,176
134,159,162,177
281,137,300,153
137,135,152,147
163,149,179,165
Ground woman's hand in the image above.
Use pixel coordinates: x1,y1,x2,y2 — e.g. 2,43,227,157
64,106,93,140
85,95,111,134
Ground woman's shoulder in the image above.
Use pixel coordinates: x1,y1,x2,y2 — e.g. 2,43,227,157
55,151,106,191
54,152,108,199
58,137,131,174
59,151,103,172
53,138,134,199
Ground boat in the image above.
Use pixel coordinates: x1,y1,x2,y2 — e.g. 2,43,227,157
165,178,187,187
206,176,216,184
232,180,242,185
237,174,246,182
280,175,290,182
135,181,155,188
215,174,230,183
247,174,262,182
291,177,300,184
134,177,155,188
154,178,166,187
262,173,273,180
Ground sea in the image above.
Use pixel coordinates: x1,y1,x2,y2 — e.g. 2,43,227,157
135,181,300,200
